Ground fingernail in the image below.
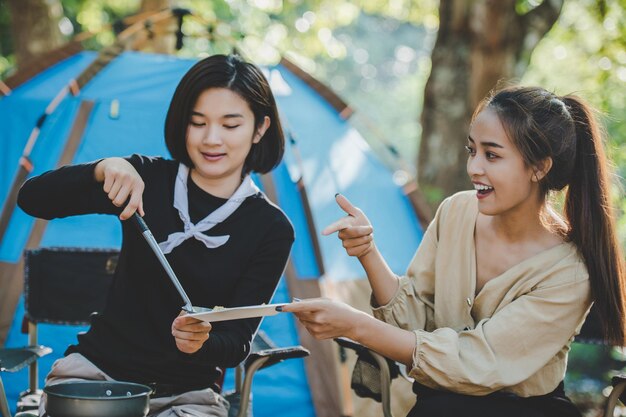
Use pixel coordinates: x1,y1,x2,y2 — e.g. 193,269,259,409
275,306,283,312
335,193,340,198
293,298,302,302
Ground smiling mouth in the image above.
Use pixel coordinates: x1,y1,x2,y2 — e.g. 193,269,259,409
201,152,226,159
474,184,494,195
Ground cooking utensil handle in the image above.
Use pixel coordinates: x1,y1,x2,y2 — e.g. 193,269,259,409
131,213,195,312
133,212,149,233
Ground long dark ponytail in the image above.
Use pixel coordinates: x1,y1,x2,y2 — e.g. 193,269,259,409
561,95,626,345
480,86,626,345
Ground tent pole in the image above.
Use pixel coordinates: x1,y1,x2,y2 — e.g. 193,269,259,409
0,101,94,345
0,9,179,245
259,172,343,417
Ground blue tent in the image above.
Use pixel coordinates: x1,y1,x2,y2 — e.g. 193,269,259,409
0,47,423,416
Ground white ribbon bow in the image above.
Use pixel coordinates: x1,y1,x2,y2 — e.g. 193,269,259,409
158,164,260,254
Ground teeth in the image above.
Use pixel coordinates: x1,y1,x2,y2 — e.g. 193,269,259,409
474,184,493,191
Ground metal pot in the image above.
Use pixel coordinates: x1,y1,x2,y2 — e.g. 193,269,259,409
44,381,151,417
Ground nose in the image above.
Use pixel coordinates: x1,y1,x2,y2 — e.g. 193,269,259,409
203,126,222,145
466,154,484,178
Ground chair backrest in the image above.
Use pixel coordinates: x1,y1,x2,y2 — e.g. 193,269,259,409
24,247,118,325
19,247,118,396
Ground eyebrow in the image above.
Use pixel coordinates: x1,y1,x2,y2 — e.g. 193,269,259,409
467,135,504,149
191,111,244,119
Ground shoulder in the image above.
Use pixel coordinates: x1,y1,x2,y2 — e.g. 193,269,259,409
126,154,176,170
431,190,477,232
439,190,476,215
125,154,178,179
536,243,589,288
248,192,295,241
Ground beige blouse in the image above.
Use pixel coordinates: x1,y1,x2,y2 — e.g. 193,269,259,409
372,191,592,397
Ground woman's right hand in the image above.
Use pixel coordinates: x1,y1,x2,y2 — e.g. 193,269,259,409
322,194,374,258
324,194,400,305
281,298,368,341
94,157,145,220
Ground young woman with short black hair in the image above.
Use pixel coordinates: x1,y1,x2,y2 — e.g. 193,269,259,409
19,54,294,417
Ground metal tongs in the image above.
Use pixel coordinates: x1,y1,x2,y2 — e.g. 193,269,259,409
132,213,196,313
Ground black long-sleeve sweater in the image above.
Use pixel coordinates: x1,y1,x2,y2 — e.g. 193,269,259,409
17,154,294,390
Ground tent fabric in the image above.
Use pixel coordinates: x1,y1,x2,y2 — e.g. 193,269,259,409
1,51,423,416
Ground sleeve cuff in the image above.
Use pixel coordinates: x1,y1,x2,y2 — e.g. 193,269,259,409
411,330,423,370
370,276,407,310
89,159,105,184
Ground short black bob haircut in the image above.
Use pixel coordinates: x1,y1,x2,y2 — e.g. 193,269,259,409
164,54,285,175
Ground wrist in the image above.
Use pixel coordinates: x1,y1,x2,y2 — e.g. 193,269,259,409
347,310,373,343
93,159,107,182
357,242,377,262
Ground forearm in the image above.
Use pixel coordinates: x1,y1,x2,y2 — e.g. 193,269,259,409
359,243,400,306
199,328,252,367
350,311,415,367
17,161,107,219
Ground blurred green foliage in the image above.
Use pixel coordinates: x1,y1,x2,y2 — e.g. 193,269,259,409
0,0,625,413
0,1,13,75
0,1,622,176
523,0,626,251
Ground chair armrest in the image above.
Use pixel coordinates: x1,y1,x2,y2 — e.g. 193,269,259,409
0,346,52,373
335,337,370,354
334,338,398,417
604,374,626,417
232,346,309,417
334,337,401,379
1,346,51,417
611,374,626,389
244,346,310,371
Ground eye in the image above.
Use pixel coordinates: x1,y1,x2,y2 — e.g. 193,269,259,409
464,145,476,156
224,125,241,130
189,121,205,127
486,151,499,160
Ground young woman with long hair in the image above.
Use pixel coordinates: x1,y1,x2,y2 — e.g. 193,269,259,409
283,86,626,417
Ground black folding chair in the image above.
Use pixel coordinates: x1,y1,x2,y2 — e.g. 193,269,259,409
0,347,51,417
0,247,308,417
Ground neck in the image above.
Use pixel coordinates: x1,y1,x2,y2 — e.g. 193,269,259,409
189,169,244,199
489,196,547,243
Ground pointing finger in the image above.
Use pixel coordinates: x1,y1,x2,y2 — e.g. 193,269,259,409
335,194,361,217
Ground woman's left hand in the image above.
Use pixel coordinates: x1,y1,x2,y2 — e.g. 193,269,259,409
281,298,366,341
171,311,212,354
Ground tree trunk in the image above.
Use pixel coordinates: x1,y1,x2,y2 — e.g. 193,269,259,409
138,0,175,54
7,0,64,68
140,0,171,12
417,0,563,206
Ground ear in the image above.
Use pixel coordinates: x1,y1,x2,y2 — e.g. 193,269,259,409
531,157,553,182
253,116,271,144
